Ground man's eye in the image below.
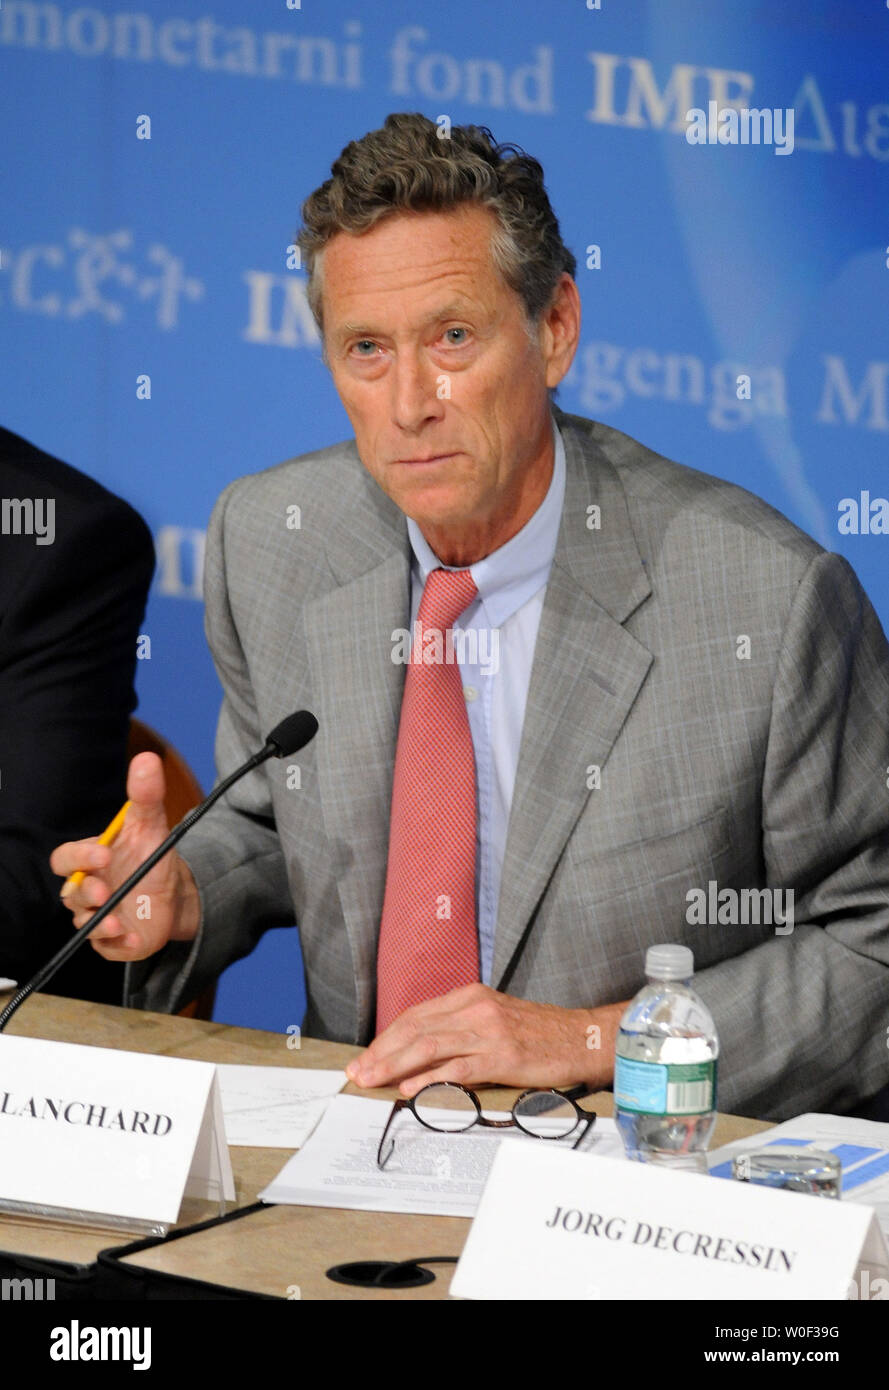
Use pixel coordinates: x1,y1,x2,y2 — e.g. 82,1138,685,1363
444,327,468,344
353,340,377,355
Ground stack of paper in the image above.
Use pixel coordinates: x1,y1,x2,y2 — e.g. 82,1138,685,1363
258,1093,620,1216
217,1065,346,1148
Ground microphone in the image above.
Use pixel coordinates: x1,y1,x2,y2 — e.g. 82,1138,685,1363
0,710,319,1032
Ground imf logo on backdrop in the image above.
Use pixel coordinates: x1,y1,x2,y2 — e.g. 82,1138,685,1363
584,52,889,161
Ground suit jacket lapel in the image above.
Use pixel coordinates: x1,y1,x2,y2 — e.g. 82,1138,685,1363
492,411,654,986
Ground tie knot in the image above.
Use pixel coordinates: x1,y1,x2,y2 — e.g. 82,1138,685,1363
418,567,478,629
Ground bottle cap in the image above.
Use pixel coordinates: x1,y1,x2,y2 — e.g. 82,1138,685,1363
645,944,694,980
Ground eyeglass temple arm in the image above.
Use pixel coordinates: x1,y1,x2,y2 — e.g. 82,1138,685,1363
562,1083,597,1102
572,1110,598,1149
377,1097,410,1169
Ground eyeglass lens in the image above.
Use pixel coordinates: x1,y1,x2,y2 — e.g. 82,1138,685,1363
413,1082,479,1132
513,1091,579,1138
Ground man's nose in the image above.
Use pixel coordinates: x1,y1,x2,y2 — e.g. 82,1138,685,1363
391,352,445,432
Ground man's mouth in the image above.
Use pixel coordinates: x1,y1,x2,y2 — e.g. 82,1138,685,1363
392,453,459,466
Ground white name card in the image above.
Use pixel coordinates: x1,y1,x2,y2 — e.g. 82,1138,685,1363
0,1035,235,1233
450,1142,889,1301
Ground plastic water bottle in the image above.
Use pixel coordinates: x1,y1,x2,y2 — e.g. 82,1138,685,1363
614,944,718,1173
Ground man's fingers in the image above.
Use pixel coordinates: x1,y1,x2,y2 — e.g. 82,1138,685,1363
388,983,485,1024
78,913,145,955
346,988,490,1085
125,752,167,821
357,984,491,1071
77,912,125,940
51,754,166,889
396,1057,481,1098
352,1027,480,1089
51,839,109,881
89,928,147,961
64,874,112,921
48,755,176,967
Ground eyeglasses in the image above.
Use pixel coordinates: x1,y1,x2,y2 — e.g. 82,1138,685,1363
377,1081,597,1169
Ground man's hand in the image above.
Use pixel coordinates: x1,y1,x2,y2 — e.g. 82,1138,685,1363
345,983,629,1095
50,752,200,961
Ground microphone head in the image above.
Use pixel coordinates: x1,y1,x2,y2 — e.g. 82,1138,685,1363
265,710,319,757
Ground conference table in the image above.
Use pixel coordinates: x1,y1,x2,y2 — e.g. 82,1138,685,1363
0,994,772,1301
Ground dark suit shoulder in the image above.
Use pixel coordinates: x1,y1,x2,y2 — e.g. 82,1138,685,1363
0,428,154,616
0,425,154,551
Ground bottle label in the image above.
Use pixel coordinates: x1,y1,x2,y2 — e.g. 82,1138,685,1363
614,1058,716,1116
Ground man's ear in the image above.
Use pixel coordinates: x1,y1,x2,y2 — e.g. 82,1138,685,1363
541,273,581,391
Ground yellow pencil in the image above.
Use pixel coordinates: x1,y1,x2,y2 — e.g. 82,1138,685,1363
59,801,131,899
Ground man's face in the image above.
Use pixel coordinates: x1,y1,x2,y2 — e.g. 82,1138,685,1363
321,204,572,558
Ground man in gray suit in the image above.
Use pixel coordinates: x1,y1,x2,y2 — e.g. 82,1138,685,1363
53,114,889,1122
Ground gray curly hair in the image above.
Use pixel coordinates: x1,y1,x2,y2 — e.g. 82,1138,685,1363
297,112,576,339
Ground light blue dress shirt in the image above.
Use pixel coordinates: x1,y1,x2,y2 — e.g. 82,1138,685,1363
405,414,567,984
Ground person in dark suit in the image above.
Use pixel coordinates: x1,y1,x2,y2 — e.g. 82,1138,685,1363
0,425,154,1002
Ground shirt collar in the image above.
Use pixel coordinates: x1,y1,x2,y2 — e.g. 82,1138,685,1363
406,412,566,627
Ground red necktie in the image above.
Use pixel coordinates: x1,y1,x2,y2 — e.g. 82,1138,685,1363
375,567,480,1033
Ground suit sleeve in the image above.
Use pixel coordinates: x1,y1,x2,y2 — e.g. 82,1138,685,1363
692,550,889,1119
0,494,154,995
125,479,295,1013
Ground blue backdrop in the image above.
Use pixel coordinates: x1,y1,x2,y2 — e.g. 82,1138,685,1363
3,0,887,1031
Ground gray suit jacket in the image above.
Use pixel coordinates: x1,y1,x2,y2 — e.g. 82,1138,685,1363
127,408,889,1120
